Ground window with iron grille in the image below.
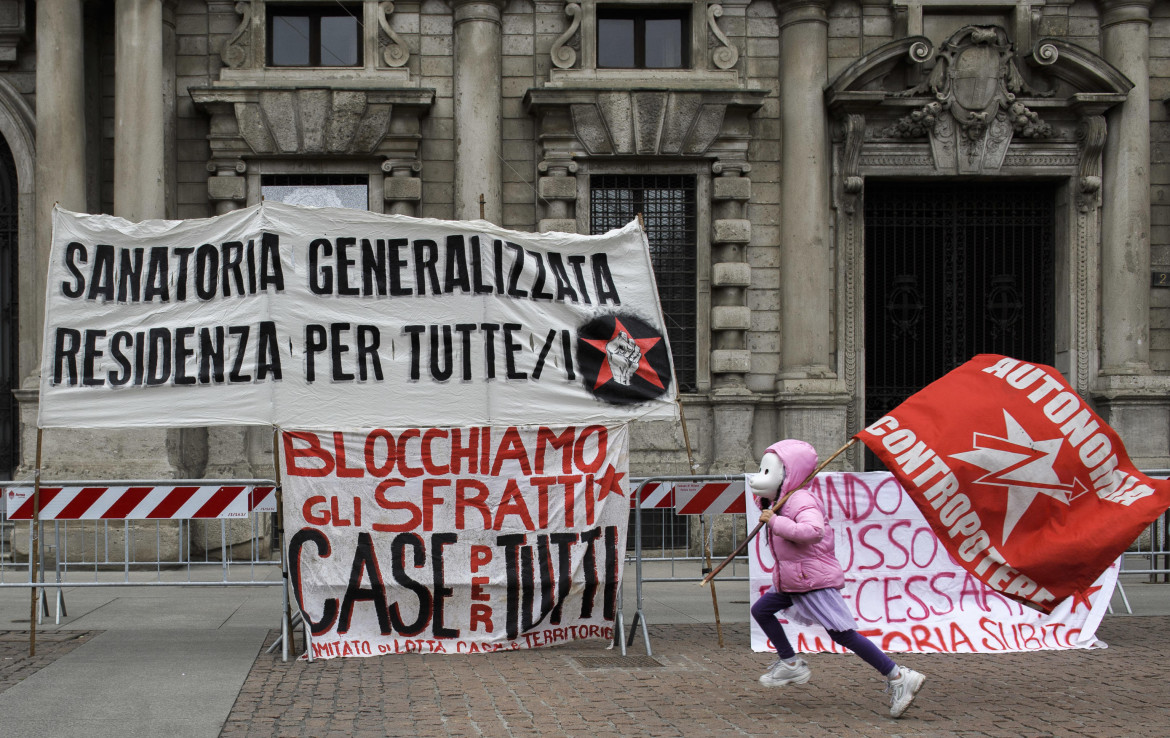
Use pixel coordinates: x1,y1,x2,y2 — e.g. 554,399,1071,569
261,173,369,210
589,174,697,393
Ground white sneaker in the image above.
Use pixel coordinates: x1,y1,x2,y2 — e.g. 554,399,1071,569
758,657,811,687
886,667,925,718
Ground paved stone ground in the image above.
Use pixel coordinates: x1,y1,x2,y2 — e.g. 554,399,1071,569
0,630,96,694
218,617,1170,738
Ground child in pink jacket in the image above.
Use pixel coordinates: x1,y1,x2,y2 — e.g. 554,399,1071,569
749,439,926,718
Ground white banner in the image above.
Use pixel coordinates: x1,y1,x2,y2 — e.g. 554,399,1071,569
40,204,678,428
749,472,1117,653
282,425,629,657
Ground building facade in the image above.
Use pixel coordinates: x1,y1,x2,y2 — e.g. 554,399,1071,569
3,0,1170,482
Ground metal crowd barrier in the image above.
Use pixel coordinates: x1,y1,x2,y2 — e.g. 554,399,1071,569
0,479,295,659
620,471,1170,651
1113,471,1170,612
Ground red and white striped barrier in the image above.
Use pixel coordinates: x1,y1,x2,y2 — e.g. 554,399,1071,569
630,481,674,509
5,483,277,521
673,480,747,515
630,479,747,514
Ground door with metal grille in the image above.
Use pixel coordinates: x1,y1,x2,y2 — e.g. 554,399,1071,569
0,140,16,478
863,181,1055,469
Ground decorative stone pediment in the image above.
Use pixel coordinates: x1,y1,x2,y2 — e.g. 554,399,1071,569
827,26,1131,179
190,87,434,160
525,87,767,172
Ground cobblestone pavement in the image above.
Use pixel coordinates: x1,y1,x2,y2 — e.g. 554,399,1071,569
219,617,1170,738
0,630,96,694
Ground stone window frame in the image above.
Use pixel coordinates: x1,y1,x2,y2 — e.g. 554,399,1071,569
573,160,714,394
265,3,366,67
893,0,1045,50
246,159,388,211
595,5,691,69
220,0,412,85
550,0,740,85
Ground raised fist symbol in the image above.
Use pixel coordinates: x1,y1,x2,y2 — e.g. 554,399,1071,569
605,330,641,385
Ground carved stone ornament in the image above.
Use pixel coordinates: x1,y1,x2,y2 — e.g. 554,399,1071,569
550,3,582,70
885,26,1053,173
190,87,435,160
707,5,739,71
378,2,411,68
221,2,254,70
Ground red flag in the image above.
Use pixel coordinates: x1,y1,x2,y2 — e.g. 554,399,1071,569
855,354,1170,613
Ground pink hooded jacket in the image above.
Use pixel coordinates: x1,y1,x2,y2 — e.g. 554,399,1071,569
760,440,844,593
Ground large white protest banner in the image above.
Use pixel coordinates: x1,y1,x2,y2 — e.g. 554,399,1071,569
282,425,628,657
39,203,678,429
749,472,1117,654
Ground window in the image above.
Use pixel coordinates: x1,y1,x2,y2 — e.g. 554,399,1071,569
597,8,688,69
267,5,362,67
262,174,369,210
590,174,697,392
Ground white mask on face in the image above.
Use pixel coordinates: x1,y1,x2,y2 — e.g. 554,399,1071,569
748,451,786,502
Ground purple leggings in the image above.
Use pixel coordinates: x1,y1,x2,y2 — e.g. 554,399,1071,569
751,590,896,676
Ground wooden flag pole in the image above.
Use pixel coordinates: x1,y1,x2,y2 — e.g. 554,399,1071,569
272,427,293,661
700,438,856,587
28,428,43,656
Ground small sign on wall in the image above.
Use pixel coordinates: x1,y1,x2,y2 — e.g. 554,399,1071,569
1153,271,1170,287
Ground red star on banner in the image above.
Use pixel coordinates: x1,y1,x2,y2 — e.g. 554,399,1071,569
581,318,664,390
595,464,627,502
1069,585,1103,613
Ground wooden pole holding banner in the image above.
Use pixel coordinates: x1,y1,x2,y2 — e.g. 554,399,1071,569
28,428,43,656
272,427,293,661
701,438,856,587
676,399,725,647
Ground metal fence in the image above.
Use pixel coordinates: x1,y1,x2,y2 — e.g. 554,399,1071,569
626,474,1170,586
1116,472,1170,586
0,480,285,626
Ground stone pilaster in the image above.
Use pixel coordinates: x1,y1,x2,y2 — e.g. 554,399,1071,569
708,165,756,472
383,160,422,217
537,163,577,234
450,0,505,222
207,159,246,215
1098,0,1152,377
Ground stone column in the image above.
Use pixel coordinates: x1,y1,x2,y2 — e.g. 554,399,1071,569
776,0,832,381
113,0,202,479
114,0,167,220
773,0,849,457
450,0,504,222
1093,0,1170,469
19,1,88,478
1098,0,1152,376
33,1,87,371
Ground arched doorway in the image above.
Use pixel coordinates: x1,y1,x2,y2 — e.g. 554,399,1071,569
0,137,16,478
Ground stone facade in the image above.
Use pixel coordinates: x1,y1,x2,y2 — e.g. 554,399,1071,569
6,0,1170,485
